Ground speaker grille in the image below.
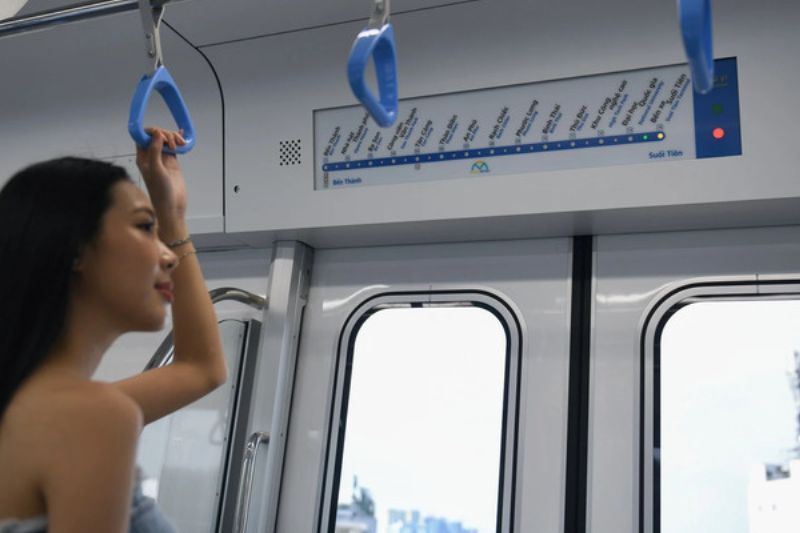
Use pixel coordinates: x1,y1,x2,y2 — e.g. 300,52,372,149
279,139,302,166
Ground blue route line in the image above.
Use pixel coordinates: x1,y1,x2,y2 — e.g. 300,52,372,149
322,132,665,173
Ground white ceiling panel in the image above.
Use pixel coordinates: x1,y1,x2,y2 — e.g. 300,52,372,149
0,9,225,231
14,0,477,49
0,0,30,20
164,0,473,47
15,0,78,16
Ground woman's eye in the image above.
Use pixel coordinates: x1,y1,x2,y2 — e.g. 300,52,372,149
137,222,156,233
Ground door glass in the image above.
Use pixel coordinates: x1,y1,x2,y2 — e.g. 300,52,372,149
137,319,247,532
334,306,508,533
658,301,800,533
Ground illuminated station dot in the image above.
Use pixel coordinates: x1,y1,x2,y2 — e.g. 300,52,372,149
712,127,726,140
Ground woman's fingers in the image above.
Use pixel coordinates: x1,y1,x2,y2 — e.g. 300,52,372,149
142,127,185,151
137,127,185,181
146,130,166,175
170,130,186,147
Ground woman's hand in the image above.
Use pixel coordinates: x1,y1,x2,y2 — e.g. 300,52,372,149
135,127,188,238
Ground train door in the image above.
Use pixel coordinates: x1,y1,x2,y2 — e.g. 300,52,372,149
240,239,574,533
588,226,800,533
137,316,262,533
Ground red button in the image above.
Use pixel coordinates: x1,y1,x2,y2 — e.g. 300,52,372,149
712,127,726,140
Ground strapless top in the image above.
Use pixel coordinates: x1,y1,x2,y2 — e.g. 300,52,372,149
0,469,175,533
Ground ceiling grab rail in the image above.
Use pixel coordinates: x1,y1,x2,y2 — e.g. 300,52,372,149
143,287,267,371
677,0,714,94
128,0,196,153
347,0,398,128
0,0,190,40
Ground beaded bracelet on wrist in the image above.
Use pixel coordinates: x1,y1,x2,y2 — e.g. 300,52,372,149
177,249,197,262
167,236,192,249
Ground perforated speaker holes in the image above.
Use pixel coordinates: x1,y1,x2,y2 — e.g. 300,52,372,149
279,139,302,166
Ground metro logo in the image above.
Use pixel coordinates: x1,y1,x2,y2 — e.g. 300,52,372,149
471,161,490,174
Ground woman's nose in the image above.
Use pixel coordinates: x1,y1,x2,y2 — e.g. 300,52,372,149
160,242,179,273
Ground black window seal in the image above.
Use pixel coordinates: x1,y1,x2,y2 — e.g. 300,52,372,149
316,290,524,533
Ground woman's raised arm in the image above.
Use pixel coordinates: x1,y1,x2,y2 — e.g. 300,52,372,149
113,129,226,425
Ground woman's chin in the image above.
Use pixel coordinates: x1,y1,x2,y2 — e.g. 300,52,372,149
137,308,168,332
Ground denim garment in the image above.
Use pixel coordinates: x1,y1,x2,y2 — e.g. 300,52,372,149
0,516,46,533
0,470,176,533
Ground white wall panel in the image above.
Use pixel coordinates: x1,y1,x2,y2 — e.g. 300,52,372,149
165,0,469,48
590,226,800,533
0,11,225,233
278,239,573,533
206,0,800,245
4,0,800,247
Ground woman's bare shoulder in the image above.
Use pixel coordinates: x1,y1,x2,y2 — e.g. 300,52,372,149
40,380,140,431
4,380,143,460
0,380,143,521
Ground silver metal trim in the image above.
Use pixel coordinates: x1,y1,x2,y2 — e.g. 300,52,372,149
368,0,390,30
234,431,271,533
137,0,164,73
0,0,182,39
255,242,313,533
217,319,263,533
144,287,267,371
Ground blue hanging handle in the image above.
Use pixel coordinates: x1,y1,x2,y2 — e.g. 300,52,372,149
347,23,399,128
128,65,196,154
678,0,714,94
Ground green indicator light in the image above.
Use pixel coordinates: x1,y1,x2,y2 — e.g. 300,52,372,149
712,103,724,115
643,135,649,140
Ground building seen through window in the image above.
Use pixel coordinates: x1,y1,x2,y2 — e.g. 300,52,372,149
659,301,800,533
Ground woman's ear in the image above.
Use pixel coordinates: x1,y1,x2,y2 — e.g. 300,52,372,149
72,249,85,273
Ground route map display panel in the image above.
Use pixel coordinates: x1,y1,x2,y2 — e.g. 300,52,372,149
314,58,741,190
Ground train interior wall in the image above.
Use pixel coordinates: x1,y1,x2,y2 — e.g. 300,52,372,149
2,1,800,532
1,0,799,247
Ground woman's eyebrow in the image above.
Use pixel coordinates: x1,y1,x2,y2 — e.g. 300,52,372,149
132,206,156,217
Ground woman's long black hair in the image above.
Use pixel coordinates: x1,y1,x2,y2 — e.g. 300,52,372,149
0,157,129,421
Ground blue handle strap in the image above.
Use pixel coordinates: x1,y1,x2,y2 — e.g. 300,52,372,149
678,0,714,94
347,23,399,128
128,65,196,154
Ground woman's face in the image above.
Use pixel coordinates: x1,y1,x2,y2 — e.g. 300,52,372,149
74,181,177,332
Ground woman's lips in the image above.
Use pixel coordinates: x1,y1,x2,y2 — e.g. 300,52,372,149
155,282,174,303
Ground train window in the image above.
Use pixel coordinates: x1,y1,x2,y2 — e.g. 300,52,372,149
657,300,800,533
332,306,509,533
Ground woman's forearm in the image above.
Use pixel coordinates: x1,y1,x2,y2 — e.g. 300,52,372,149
160,218,227,388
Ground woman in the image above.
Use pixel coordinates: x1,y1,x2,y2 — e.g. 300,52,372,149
0,128,226,532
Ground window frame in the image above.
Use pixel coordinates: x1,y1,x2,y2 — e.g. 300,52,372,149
316,290,524,533
638,275,800,533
